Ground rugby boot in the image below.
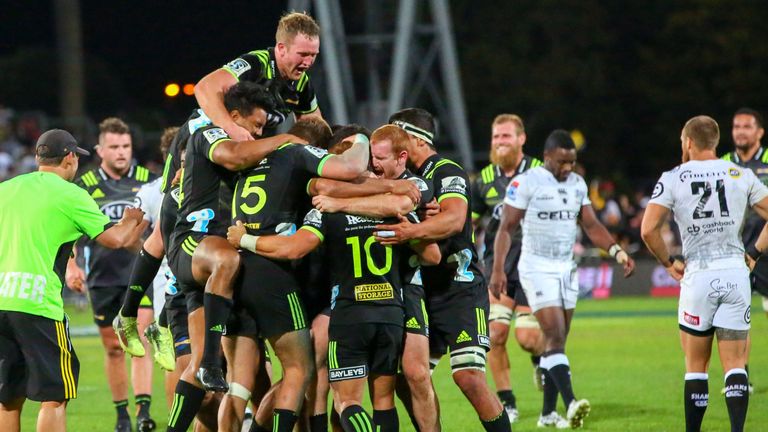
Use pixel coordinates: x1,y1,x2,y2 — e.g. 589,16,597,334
195,366,229,392
113,310,145,357
537,411,570,429
114,416,132,432
144,322,175,371
136,415,157,432
566,399,591,429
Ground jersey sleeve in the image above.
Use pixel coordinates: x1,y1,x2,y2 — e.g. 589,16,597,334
299,208,326,242
295,74,319,115
434,164,470,204
293,144,333,176
199,127,233,164
503,174,531,210
408,175,434,208
647,171,675,209
746,168,768,206
221,51,266,83
68,186,110,239
579,177,592,206
470,177,487,219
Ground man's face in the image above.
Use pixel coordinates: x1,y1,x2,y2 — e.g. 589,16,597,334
491,122,525,164
276,33,320,81
97,132,132,174
732,113,764,151
371,139,406,179
544,147,577,182
233,108,268,138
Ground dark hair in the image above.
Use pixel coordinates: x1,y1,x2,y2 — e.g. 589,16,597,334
544,129,576,152
734,107,764,129
37,152,67,167
160,126,180,159
288,117,333,148
223,82,276,116
683,115,719,150
388,108,436,135
327,124,371,153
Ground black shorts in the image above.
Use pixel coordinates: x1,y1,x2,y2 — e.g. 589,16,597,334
225,304,259,338
168,232,207,312
484,256,526,302
509,280,530,308
404,284,429,337
426,280,490,354
229,252,308,339
328,322,404,381
165,293,191,358
0,311,80,402
88,285,152,327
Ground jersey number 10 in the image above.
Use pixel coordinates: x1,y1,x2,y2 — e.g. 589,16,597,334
691,180,729,219
346,235,392,278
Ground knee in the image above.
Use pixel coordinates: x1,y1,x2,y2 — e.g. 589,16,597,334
403,362,431,388
515,328,540,352
489,323,509,347
452,369,484,393
106,343,125,359
212,249,241,276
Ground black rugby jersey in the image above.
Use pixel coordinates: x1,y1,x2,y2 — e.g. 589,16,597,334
416,154,483,290
471,155,542,278
300,209,409,326
722,147,768,246
76,164,156,287
222,48,318,128
397,169,433,285
160,109,205,194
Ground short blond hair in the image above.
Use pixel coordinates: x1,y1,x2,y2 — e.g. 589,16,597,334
683,115,719,150
371,125,410,154
492,114,525,135
276,12,320,44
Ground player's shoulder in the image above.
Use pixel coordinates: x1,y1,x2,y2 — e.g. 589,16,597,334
478,163,495,185
77,167,101,189
222,49,269,80
521,154,543,171
194,125,231,148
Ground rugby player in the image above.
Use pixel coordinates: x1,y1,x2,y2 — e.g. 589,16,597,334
492,130,635,429
642,115,768,432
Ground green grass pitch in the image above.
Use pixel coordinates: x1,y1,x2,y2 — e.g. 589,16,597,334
19,296,768,431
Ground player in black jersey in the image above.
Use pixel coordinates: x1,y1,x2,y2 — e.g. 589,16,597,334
65,117,157,432
228,207,440,432
376,108,512,432
165,82,305,432
195,12,322,141
471,114,544,422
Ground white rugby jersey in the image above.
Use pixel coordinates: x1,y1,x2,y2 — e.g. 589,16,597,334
136,177,164,225
648,159,768,269
503,167,591,262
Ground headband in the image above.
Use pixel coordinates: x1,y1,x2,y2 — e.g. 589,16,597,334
392,120,434,145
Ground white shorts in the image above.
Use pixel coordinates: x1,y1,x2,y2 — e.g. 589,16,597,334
519,259,578,313
678,267,751,335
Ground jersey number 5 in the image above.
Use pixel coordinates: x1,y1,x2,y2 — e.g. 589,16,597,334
239,174,267,215
691,180,729,219
346,236,392,278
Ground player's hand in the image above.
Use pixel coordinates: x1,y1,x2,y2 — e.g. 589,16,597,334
120,207,146,226
391,180,421,206
418,199,440,221
312,195,343,213
488,270,506,300
171,168,183,186
746,254,757,271
616,251,636,277
374,214,417,245
125,219,150,252
664,257,686,282
226,124,255,142
65,258,86,293
227,221,247,248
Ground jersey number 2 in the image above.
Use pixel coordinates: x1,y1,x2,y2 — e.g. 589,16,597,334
691,180,729,219
346,236,392,278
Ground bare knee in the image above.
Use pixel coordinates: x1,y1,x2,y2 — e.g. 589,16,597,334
515,328,541,353
403,361,431,388
489,322,510,347
452,369,485,393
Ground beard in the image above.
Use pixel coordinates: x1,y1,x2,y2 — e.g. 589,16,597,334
491,147,520,170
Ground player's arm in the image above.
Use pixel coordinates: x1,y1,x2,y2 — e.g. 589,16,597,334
194,69,253,141
407,239,441,266
374,196,466,245
470,179,487,230
316,134,370,180
489,205,525,299
640,203,684,281
211,134,303,171
580,204,635,277
312,194,414,218
295,107,323,121
141,220,165,258
227,221,320,260
308,176,420,204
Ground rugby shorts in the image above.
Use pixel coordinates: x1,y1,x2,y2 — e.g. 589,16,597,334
518,257,578,313
167,231,207,313
327,322,404,381
404,283,429,337
679,266,751,335
426,280,490,354
165,292,191,358
0,311,79,402
89,285,152,327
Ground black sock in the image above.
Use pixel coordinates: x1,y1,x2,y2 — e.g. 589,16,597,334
541,367,558,415
167,380,205,431
497,389,516,409
724,370,749,432
531,355,541,367
122,248,162,317
395,373,420,431
340,405,373,432
373,408,399,432
480,409,511,432
135,393,151,418
542,351,576,407
331,406,343,431
158,305,168,327
201,293,232,367
114,399,129,420
684,373,708,432
249,422,270,432
309,413,329,432
273,408,299,432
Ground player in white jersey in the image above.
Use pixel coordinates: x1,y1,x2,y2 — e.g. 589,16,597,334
491,130,635,429
642,116,768,432
135,177,171,318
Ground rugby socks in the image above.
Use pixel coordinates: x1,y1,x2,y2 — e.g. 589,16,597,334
167,380,205,432
308,413,329,432
340,405,374,432
724,369,749,432
331,406,343,431
373,408,399,432
541,350,576,407
683,372,708,432
135,393,151,418
201,293,232,367
122,247,162,317
248,422,270,432
114,399,129,420
541,367,559,415
480,409,511,432
531,355,541,367
273,408,299,432
497,389,516,409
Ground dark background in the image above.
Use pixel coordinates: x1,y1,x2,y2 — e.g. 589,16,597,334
2,0,768,188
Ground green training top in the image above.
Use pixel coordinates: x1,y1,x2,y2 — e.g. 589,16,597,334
0,171,109,320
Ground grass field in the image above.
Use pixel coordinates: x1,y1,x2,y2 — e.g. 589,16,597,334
19,296,768,431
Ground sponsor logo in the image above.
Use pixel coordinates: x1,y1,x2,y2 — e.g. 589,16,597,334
729,168,741,178
345,215,383,225
651,182,664,199
276,223,297,236
406,317,421,329
683,311,700,326
91,188,105,199
745,306,751,324
354,283,394,301
690,392,709,408
407,177,429,192
537,210,578,220
558,188,567,195
708,278,736,299
304,208,323,226
202,128,228,144
686,224,700,235
478,334,490,347
329,365,367,381
441,176,467,194
209,324,225,333
224,58,251,77
244,222,261,229
0,272,47,303
506,180,519,200
303,145,328,158
455,330,472,343
725,384,748,398
535,194,555,201
170,188,181,204
679,169,728,182
100,200,136,221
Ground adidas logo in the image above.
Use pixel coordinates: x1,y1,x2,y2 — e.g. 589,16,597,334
406,317,420,329
456,330,472,343
91,188,105,198
129,285,143,292
209,324,225,333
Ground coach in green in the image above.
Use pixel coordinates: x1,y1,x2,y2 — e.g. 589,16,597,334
0,129,147,432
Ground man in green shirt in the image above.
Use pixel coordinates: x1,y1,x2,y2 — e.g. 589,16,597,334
0,129,148,432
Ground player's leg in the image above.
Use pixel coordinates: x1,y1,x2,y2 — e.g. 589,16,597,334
37,401,67,432
369,323,405,432
512,285,545,390
0,312,27,432
679,331,714,432
487,289,518,422
0,397,24,432
167,301,207,432
219,334,260,432
331,377,369,432
310,311,332,431
370,374,399,432
132,304,156,431
401,333,440,431
268,329,314,431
